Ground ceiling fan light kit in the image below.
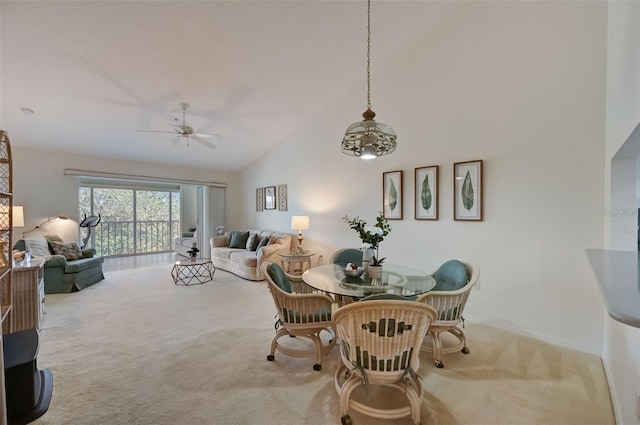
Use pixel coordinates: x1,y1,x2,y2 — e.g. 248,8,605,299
137,102,221,149
341,0,397,160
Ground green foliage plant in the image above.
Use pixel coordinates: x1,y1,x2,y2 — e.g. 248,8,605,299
343,212,391,266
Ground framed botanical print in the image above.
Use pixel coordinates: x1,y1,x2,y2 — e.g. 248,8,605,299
415,165,438,220
454,160,483,221
264,186,276,210
382,170,403,220
256,188,264,211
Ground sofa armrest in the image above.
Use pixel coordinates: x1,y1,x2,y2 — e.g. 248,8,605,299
82,248,96,258
211,235,228,248
44,254,68,268
257,242,291,266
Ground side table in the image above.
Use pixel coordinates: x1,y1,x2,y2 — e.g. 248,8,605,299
280,251,315,276
11,259,45,333
171,258,215,286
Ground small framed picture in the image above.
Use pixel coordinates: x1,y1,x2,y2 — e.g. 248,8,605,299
278,184,288,211
256,188,264,211
264,186,276,210
454,160,483,221
382,170,403,220
415,165,438,220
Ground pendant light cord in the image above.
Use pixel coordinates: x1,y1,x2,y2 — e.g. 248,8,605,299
366,0,371,110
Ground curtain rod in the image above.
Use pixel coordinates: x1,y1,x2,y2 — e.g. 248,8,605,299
63,169,227,188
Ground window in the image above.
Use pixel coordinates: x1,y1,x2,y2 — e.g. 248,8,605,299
79,180,180,257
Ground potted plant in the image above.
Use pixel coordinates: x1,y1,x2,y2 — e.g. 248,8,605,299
343,212,391,277
186,244,199,260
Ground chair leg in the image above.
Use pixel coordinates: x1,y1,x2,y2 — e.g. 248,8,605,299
449,327,469,354
430,331,444,368
267,328,289,361
268,328,334,371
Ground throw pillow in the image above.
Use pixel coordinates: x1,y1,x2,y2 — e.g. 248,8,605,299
44,234,64,254
23,237,52,259
246,233,259,251
267,237,281,245
229,231,250,249
433,260,469,291
49,241,84,261
256,236,270,250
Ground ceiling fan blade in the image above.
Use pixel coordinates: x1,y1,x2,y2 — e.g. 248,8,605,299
194,132,223,140
136,129,178,135
192,135,217,149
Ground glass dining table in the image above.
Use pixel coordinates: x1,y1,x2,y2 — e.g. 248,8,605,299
302,263,436,300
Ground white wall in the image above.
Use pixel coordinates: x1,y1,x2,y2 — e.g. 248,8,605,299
604,2,640,424
12,147,242,243
241,1,606,354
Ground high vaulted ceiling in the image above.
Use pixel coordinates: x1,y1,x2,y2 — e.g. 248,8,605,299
0,1,443,171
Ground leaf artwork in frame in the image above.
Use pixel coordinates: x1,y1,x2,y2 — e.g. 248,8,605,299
256,188,264,212
278,184,288,211
454,160,483,221
264,186,276,210
382,170,403,220
415,166,438,220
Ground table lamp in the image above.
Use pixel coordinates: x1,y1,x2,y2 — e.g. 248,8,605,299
12,206,24,228
291,216,309,254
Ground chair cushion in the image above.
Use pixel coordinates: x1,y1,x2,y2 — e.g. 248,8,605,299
267,263,291,293
433,260,469,291
332,249,363,267
229,251,258,267
63,256,104,273
229,231,250,248
282,307,332,323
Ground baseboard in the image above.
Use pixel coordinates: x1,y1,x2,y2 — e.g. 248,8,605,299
601,354,622,425
465,314,602,356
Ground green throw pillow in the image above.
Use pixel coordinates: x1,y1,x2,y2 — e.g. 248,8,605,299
433,260,469,291
256,237,270,250
229,231,250,249
267,263,291,293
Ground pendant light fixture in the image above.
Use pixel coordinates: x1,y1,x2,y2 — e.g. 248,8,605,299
341,0,397,160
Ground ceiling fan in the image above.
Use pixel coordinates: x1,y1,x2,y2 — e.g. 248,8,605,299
136,103,222,148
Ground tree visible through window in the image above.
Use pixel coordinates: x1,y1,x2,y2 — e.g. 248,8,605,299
79,185,180,257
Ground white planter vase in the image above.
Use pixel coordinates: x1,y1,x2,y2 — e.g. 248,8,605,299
362,248,375,271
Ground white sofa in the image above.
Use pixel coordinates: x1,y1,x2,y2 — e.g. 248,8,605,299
210,229,292,281
175,230,197,257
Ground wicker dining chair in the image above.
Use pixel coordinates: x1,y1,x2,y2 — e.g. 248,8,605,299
261,262,335,371
416,259,479,368
333,299,438,425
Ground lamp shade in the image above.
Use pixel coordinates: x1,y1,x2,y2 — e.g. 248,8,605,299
291,216,309,231
12,206,24,227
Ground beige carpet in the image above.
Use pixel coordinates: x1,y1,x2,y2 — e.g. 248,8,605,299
31,265,614,425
